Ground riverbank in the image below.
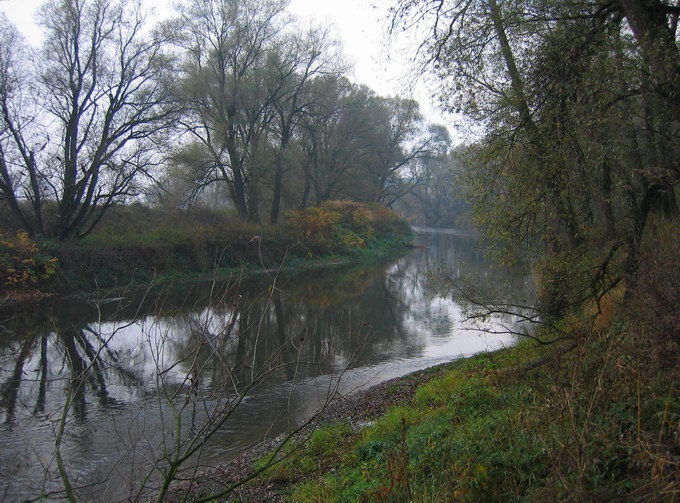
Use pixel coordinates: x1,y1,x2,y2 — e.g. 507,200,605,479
166,313,678,503
0,227,515,503
0,202,413,304
164,356,472,503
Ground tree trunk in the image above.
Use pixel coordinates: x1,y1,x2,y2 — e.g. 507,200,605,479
231,166,249,220
0,156,33,235
619,0,680,111
270,162,284,223
598,161,617,239
300,171,311,210
248,180,260,223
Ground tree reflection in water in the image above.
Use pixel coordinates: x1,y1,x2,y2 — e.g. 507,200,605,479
0,231,530,502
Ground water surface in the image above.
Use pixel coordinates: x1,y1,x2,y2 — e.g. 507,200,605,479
0,229,530,501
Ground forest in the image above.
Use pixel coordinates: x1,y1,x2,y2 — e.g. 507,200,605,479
0,0,678,501
0,0,456,240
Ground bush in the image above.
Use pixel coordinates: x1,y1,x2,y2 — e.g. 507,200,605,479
0,232,58,296
322,201,375,239
285,201,412,256
285,205,368,255
630,217,680,366
284,206,346,254
367,203,413,237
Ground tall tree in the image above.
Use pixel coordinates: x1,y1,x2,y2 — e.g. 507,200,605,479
365,100,448,205
0,1,176,239
296,76,379,206
268,27,341,223
173,0,289,222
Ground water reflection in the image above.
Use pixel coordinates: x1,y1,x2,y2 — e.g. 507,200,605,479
0,230,529,502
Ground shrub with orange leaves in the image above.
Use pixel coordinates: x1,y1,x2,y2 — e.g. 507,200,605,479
286,206,341,240
321,200,374,239
0,232,58,296
285,201,411,256
285,205,366,255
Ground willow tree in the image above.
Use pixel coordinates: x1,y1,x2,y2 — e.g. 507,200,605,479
294,76,380,206
0,1,176,240
392,0,679,282
362,97,446,205
173,0,291,222
267,27,341,223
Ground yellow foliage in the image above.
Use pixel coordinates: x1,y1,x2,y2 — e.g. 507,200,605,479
284,202,389,254
0,232,58,294
585,283,625,333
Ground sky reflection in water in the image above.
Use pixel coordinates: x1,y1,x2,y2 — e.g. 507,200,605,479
0,229,532,501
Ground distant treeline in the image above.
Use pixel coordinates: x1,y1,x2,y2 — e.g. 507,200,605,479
394,148,472,229
0,0,453,242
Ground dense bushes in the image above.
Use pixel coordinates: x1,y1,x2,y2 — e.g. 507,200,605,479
1,202,412,296
284,201,411,256
629,217,680,366
0,232,57,298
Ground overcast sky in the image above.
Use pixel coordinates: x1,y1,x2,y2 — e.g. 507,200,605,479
0,0,454,134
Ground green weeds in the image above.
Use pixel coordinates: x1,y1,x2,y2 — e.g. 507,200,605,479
281,334,677,502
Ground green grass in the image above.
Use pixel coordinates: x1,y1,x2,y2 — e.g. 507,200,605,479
286,344,546,503
254,331,677,503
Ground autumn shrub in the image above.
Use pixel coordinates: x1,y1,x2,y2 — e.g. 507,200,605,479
285,201,412,257
367,203,413,237
531,243,624,321
284,204,368,255
321,201,375,239
286,206,341,239
0,232,58,296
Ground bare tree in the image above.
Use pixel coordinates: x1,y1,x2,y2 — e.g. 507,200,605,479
0,0,177,240
367,100,448,205
173,0,290,222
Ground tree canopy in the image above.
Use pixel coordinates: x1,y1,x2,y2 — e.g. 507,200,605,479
1,0,447,236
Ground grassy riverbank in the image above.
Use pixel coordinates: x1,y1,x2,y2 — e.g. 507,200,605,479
159,276,677,503
189,216,676,503
155,218,679,503
248,319,677,503
0,202,413,299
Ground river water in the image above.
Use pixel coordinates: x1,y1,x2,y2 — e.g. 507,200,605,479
0,229,530,502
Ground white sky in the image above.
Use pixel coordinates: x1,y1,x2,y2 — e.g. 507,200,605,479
0,0,455,135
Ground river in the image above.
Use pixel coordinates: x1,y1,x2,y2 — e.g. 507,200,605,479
0,228,531,502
